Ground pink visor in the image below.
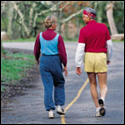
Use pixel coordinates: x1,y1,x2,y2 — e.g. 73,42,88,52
83,10,96,18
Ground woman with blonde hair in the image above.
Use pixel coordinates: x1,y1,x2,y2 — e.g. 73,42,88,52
34,16,68,118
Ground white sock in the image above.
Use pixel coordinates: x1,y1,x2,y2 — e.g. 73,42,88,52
96,107,100,112
101,97,105,104
101,97,105,101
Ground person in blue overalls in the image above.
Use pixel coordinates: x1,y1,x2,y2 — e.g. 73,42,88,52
34,16,68,118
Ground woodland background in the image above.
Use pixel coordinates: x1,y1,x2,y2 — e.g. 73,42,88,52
1,1,124,41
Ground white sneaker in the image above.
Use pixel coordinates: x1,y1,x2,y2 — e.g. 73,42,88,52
94,111,102,117
56,105,65,115
48,110,55,119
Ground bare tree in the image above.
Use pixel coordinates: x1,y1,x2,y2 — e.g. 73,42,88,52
106,1,118,35
2,1,122,39
12,1,31,37
7,4,14,39
10,1,68,37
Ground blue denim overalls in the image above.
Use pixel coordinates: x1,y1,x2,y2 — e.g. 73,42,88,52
39,32,65,111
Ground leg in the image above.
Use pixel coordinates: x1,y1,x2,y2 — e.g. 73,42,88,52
54,82,66,115
54,82,65,106
97,72,108,101
97,72,108,117
40,60,55,111
50,56,65,106
48,55,65,115
53,71,65,106
41,72,55,111
87,73,100,108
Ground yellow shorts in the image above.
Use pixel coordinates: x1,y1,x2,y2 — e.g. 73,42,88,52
84,52,107,73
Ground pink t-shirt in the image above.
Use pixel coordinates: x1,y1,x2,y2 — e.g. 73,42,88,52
78,20,111,53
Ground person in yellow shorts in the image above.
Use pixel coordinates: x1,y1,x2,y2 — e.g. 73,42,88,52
75,7,113,117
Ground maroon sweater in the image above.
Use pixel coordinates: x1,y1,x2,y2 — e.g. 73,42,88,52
34,29,67,66
78,20,111,53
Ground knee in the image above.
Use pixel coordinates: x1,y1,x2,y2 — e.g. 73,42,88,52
105,86,108,93
100,84,108,92
90,83,97,92
90,82,97,88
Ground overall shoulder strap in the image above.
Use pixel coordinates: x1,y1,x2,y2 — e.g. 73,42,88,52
39,32,43,41
56,33,59,38
54,33,59,40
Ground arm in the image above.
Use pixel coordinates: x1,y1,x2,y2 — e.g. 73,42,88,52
107,39,113,64
75,43,85,75
58,35,67,67
58,35,68,76
34,34,40,64
105,25,113,64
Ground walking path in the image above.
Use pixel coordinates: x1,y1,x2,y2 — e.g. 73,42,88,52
1,42,124,124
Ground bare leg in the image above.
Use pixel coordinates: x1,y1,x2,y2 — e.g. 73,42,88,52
87,73,99,108
97,72,108,101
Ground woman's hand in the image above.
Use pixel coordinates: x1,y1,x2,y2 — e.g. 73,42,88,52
37,58,40,65
76,67,81,76
107,61,110,65
64,66,68,76
37,60,39,65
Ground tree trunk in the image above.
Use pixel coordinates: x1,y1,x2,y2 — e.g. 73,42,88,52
7,5,14,39
106,2,118,35
12,1,30,37
56,10,62,34
1,41,5,54
29,3,36,35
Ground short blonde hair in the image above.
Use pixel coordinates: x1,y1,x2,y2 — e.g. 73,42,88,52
44,16,57,29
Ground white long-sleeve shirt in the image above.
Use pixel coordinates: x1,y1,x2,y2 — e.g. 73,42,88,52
75,43,85,67
75,40,113,67
107,39,113,61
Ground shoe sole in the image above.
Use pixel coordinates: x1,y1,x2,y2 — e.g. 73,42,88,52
98,99,104,107
95,114,102,117
49,115,55,119
98,99,106,116
49,117,55,119
57,111,65,115
99,107,106,116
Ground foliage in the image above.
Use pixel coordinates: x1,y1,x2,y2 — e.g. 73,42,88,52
113,1,124,33
1,1,124,40
5,37,36,42
1,50,35,92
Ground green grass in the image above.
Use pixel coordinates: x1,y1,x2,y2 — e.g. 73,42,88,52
112,40,124,42
1,86,6,93
1,50,35,93
5,37,36,42
4,37,124,43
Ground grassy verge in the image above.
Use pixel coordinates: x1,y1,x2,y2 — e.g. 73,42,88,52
1,50,35,93
4,37,36,42
4,37,124,43
112,40,124,42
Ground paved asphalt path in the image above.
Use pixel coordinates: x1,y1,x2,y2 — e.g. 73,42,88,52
1,42,124,124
